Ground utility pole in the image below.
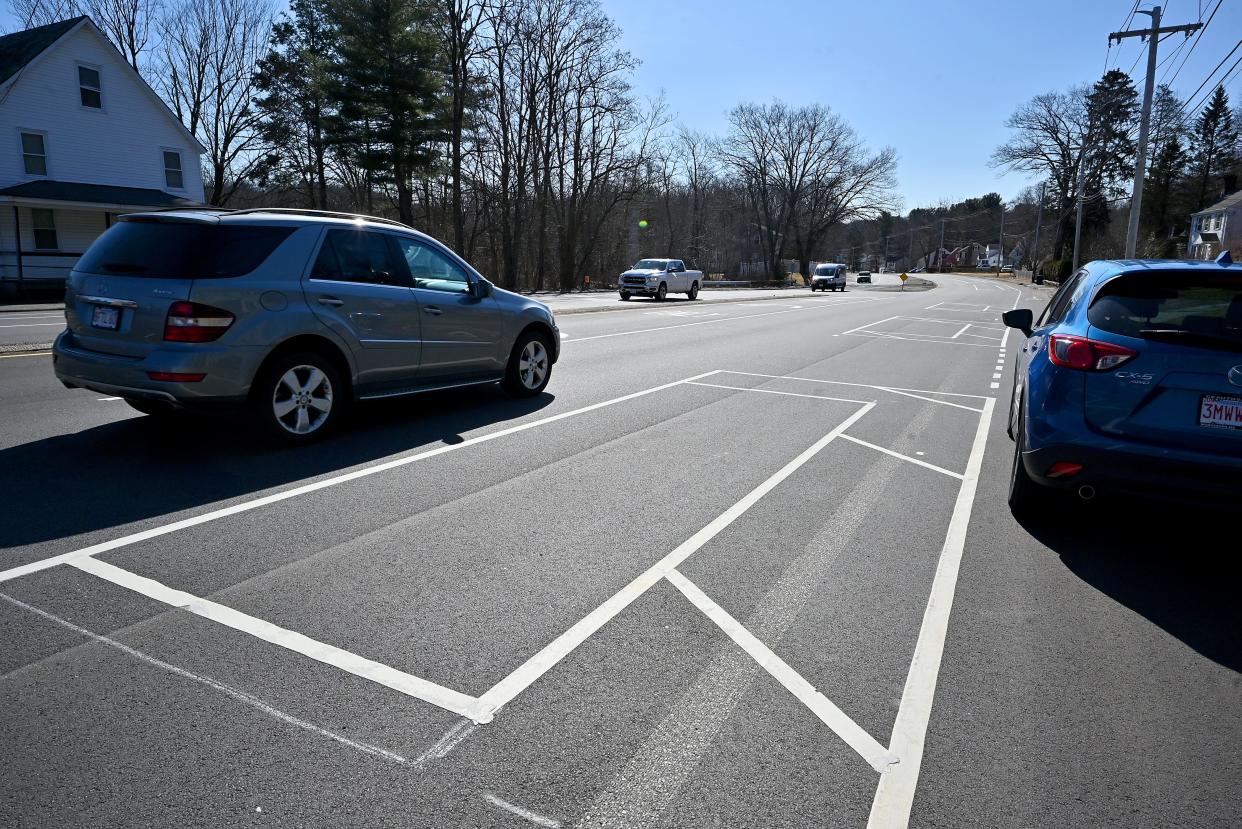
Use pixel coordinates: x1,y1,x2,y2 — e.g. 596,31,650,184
938,219,945,273
1073,144,1089,272
996,204,1004,276
907,225,915,271
1110,6,1201,258
1031,181,1046,282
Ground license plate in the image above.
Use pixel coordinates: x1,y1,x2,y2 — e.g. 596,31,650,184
1199,394,1242,431
90,305,120,330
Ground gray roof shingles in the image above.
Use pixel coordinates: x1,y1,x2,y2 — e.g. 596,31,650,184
0,16,85,87
0,179,199,207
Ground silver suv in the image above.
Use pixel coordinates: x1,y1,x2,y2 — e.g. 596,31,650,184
53,209,560,443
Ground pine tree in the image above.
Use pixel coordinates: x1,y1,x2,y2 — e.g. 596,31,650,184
253,0,337,209
1188,86,1239,210
1085,69,1139,200
324,0,448,224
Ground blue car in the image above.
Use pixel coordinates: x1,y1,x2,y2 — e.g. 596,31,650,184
1002,256,1242,512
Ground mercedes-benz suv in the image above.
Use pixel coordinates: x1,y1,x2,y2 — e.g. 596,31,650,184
53,208,560,443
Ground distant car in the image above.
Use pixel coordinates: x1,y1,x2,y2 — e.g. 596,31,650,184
53,208,559,444
857,270,872,284
618,259,702,301
810,263,847,292
911,267,924,273
1002,257,1242,513
1001,265,1014,274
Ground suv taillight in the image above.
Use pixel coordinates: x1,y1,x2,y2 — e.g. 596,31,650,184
164,301,234,342
1048,334,1136,371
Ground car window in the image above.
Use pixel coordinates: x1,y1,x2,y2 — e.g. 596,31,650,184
310,229,404,286
76,222,294,279
394,237,472,293
1038,270,1086,327
1088,272,1242,340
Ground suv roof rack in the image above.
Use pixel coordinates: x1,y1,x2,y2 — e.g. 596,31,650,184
226,207,413,229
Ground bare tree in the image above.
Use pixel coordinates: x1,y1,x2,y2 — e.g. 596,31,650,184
158,0,272,205
11,0,157,70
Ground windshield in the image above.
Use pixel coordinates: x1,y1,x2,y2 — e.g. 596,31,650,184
814,265,840,276
76,221,295,279
1088,272,1242,343
633,259,669,270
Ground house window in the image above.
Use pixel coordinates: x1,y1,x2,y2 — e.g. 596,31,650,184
21,132,47,175
31,209,58,250
78,64,102,108
163,150,184,189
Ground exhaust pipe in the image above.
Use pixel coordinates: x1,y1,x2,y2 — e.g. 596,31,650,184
1077,485,1096,501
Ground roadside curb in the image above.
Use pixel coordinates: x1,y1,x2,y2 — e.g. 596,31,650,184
0,342,53,354
0,304,64,313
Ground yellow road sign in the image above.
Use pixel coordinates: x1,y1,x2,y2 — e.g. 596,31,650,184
899,272,909,281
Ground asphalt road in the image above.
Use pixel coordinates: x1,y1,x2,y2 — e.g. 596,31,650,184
1,275,1237,828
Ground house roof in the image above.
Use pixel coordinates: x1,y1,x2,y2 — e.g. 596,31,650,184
0,179,200,208
0,16,86,87
1192,190,1242,216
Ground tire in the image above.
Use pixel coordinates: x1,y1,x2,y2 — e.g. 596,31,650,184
1007,410,1045,516
251,351,345,444
654,283,667,302
687,281,699,300
503,329,553,397
125,398,179,417
620,291,631,301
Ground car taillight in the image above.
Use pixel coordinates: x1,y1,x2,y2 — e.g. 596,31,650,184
164,301,234,342
1047,334,1136,371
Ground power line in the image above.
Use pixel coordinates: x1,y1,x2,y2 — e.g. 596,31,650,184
1163,0,1222,86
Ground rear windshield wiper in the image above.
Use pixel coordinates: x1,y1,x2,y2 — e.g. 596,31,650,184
1139,328,1242,353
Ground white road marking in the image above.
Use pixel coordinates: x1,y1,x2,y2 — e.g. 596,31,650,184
992,373,1002,379
68,556,483,719
560,332,569,338
866,398,995,829
664,568,897,773
482,793,562,828
413,718,478,767
841,315,899,336
951,324,970,339
0,370,725,585
0,351,52,359
0,591,416,768
469,402,875,722
97,396,122,401
846,331,1001,348
838,435,964,480
0,322,63,328
0,313,63,319
989,382,1000,389
565,300,877,343
720,371,989,403
687,380,872,405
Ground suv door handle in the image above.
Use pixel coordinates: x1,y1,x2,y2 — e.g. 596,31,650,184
423,306,442,316
317,296,344,307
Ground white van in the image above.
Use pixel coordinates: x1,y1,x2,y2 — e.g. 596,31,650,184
810,263,847,292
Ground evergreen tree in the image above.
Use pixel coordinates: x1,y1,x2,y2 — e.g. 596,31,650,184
1084,69,1139,201
252,0,337,208
324,0,448,224
1188,86,1239,210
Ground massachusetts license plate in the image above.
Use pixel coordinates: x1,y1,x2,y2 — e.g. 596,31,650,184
1199,394,1242,431
90,305,120,330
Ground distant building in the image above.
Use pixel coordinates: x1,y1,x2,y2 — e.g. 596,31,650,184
1188,187,1242,261
0,16,204,296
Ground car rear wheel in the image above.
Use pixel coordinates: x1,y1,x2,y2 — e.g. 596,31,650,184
688,281,699,300
253,352,344,444
503,330,553,397
1007,411,1045,515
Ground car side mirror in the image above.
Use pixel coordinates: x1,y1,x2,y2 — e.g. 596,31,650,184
1002,308,1033,337
470,279,491,298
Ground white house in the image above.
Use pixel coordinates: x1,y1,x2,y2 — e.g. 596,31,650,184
0,16,204,297
1188,189,1242,261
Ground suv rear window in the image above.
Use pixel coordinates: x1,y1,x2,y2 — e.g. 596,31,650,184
1088,271,1242,341
76,221,295,279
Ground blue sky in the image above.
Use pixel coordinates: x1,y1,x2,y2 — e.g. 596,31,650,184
606,0,1242,209
4,0,1238,210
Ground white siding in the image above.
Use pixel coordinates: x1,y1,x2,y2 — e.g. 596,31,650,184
0,206,115,282
0,24,204,201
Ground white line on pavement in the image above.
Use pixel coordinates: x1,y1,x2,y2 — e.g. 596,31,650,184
0,591,418,768
664,568,897,773
68,556,482,720
482,793,562,828
990,382,1000,389
565,300,878,343
841,315,899,336
97,396,122,401
721,371,990,402
845,331,1001,348
0,370,724,585
866,396,995,829
951,324,971,339
469,401,876,722
838,435,965,480
687,380,873,405
0,322,63,328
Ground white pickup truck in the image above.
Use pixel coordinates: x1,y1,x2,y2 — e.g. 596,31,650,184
618,259,702,301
